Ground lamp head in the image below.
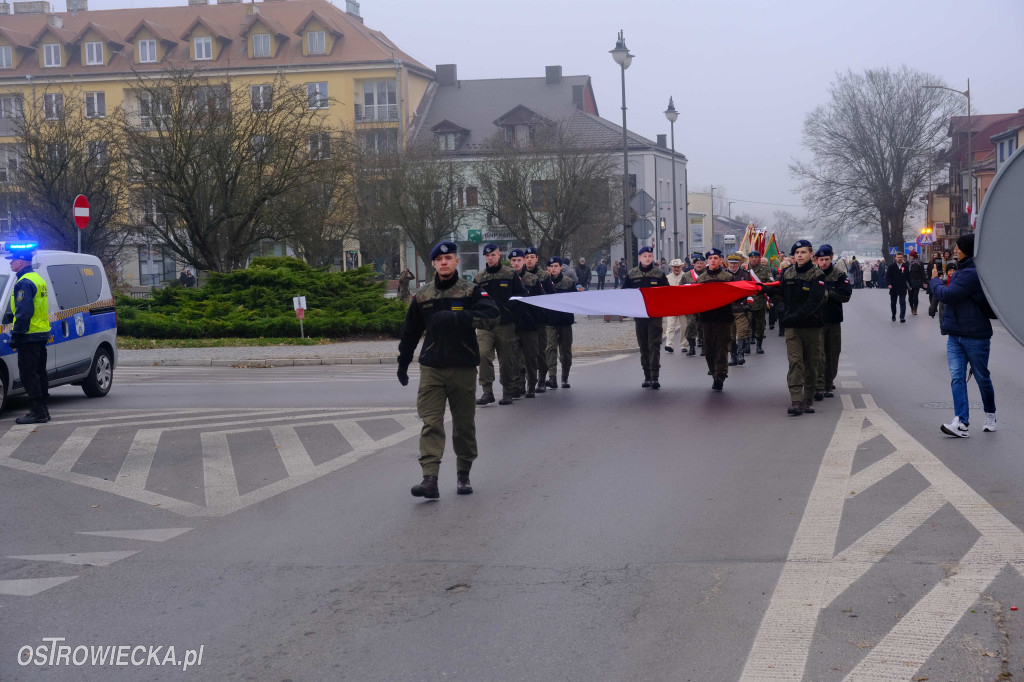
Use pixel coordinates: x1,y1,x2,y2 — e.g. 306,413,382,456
610,30,633,69
664,96,679,123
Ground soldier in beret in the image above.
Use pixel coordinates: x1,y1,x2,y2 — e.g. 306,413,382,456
622,246,669,388
517,246,556,394
777,239,826,416
813,244,852,400
397,241,499,499
544,257,579,388
684,253,706,356
746,250,774,354
474,243,526,406
697,248,735,390
725,252,752,366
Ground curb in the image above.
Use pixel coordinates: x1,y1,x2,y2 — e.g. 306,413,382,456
119,347,639,368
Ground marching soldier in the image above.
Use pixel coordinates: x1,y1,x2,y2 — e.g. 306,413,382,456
747,250,774,354
813,245,852,400
778,239,826,416
518,246,556,393
684,253,706,356
397,241,499,499
4,243,51,424
697,249,735,390
474,243,526,406
622,246,669,388
663,259,687,354
544,257,578,389
725,252,752,366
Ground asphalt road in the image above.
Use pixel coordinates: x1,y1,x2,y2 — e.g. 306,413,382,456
1,288,1022,681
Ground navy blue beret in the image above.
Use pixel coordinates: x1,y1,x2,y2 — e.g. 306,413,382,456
690,252,704,262
547,256,562,266
790,239,813,256
814,244,833,258
508,248,525,259
524,246,538,255
748,250,761,258
430,241,458,261
638,246,653,255
705,248,723,258
482,243,499,255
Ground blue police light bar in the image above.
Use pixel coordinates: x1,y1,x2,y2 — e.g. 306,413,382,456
5,242,38,250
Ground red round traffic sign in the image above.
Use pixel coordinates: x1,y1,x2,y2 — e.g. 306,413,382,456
73,194,90,229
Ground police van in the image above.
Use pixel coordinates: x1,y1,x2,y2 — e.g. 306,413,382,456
0,246,117,410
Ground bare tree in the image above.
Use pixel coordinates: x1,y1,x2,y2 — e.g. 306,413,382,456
768,209,812,252
475,123,620,258
791,66,963,261
2,86,133,262
122,67,337,272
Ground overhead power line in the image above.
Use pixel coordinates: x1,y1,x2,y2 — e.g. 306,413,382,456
721,197,806,208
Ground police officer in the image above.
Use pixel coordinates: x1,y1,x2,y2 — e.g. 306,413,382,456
725,252,752,366
684,253,706,356
813,245,852,400
544,257,577,388
518,246,556,392
622,246,669,388
663,259,686,354
747,250,774,354
778,239,826,416
397,241,499,499
697,248,735,390
474,243,526,406
3,244,51,424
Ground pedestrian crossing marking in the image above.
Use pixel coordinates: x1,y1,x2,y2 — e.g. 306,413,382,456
7,551,137,567
741,394,1024,681
76,528,192,542
0,576,77,596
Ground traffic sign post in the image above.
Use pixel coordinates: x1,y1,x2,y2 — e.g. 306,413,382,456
293,295,306,338
73,194,90,253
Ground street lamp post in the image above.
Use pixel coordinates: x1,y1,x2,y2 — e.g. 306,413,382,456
923,79,971,235
664,96,680,260
611,30,634,266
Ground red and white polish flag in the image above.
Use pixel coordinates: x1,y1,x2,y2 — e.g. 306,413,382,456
512,281,775,319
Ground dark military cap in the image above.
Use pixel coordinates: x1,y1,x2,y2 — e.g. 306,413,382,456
508,248,526,259
547,256,561,266
814,244,833,258
790,239,813,255
691,253,706,263
705,248,723,258
638,246,653,255
524,246,538,255
430,241,458,261
726,251,745,262
482,243,499,255
748,250,761,258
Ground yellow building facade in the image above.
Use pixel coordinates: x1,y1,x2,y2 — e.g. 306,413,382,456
0,0,434,283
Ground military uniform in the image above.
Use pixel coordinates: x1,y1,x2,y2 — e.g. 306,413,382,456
3,254,51,424
727,258,752,366
545,269,577,388
622,260,669,387
474,261,526,404
683,255,706,356
816,263,852,397
697,266,735,388
397,266,499,494
516,263,556,394
748,261,774,353
779,259,826,413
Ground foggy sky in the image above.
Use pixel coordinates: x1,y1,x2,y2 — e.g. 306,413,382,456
75,0,1024,224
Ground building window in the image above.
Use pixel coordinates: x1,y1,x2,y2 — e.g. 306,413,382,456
138,39,156,63
505,124,532,148
306,82,328,109
85,41,103,65
357,81,397,122
251,34,271,58
250,84,272,112
43,43,61,67
138,245,176,286
531,180,555,211
43,93,64,120
85,91,105,118
0,46,12,69
359,129,398,155
138,90,170,129
307,31,326,55
0,146,19,183
0,95,22,120
438,132,457,151
465,186,478,207
250,134,270,162
87,140,108,167
193,36,212,61
308,132,330,160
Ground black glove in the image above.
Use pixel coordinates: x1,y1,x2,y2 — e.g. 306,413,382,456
397,364,409,386
8,332,23,350
427,310,458,330
782,314,797,326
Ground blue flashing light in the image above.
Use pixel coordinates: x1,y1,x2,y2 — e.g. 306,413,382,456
6,242,38,251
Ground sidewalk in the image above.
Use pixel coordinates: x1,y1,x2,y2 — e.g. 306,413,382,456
117,316,641,367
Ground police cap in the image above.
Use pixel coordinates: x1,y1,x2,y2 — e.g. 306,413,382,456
4,242,37,261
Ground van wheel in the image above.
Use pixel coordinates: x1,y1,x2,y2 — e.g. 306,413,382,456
0,372,6,415
82,348,113,398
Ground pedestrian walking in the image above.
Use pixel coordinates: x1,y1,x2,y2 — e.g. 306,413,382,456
697,249,735,391
813,245,852,400
886,252,909,322
662,259,687,354
474,244,526,406
544,257,578,388
929,234,996,437
397,241,499,499
623,246,669,388
907,250,926,316
595,259,608,290
617,259,629,289
3,243,51,424
778,240,825,415
574,258,592,291
848,257,864,289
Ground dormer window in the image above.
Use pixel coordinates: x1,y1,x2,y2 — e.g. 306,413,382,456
0,46,12,69
307,31,325,55
43,43,61,67
194,36,212,60
439,133,457,151
252,33,270,58
505,124,532,148
138,39,156,63
85,41,103,65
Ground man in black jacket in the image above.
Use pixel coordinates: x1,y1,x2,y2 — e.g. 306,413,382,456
696,249,734,391
397,242,499,499
474,243,526,406
779,240,826,415
623,246,670,388
886,252,909,322
907,250,926,316
813,245,852,400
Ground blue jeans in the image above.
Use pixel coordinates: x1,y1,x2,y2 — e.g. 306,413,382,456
947,335,996,425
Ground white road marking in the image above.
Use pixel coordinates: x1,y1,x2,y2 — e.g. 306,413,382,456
841,380,862,388
741,394,1024,681
115,429,163,489
77,528,192,542
46,426,101,471
837,370,858,377
201,432,240,506
268,425,315,477
7,551,137,567
0,576,77,596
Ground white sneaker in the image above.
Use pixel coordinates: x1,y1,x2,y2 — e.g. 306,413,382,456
983,414,997,432
941,417,970,438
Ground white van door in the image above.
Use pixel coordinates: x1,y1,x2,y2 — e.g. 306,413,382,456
42,263,95,381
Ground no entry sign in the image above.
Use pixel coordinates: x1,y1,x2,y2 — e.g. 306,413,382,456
73,194,90,229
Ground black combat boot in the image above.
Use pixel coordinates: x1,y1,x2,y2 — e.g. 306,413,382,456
788,401,803,416
711,378,724,391
16,401,49,425
545,376,558,390
650,373,660,390
526,384,536,399
756,338,764,354
737,342,746,366
411,475,439,498
456,471,473,495
561,377,570,389
686,339,696,357
476,391,495,406
534,384,546,394
642,372,651,388
745,338,753,354
665,345,674,353
728,342,738,366
802,400,816,414
823,387,835,398
498,392,513,405
813,391,824,401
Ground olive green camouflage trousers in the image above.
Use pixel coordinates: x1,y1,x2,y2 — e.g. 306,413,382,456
417,366,478,476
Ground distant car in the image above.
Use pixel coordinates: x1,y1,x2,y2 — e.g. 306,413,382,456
0,249,117,411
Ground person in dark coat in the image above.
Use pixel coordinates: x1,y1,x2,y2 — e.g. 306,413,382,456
574,258,592,291
886,253,908,322
595,259,608,290
907,250,926,315
928,233,996,437
848,257,863,289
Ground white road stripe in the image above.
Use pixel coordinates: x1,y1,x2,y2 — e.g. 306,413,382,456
269,425,315,477
847,453,904,492
0,576,77,596
201,432,240,506
841,380,862,388
77,528,191,542
8,551,137,567
115,429,163,489
45,426,100,471
0,425,35,459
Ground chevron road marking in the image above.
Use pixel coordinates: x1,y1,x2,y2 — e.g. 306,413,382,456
0,577,77,596
740,394,1024,681
7,551,137,567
